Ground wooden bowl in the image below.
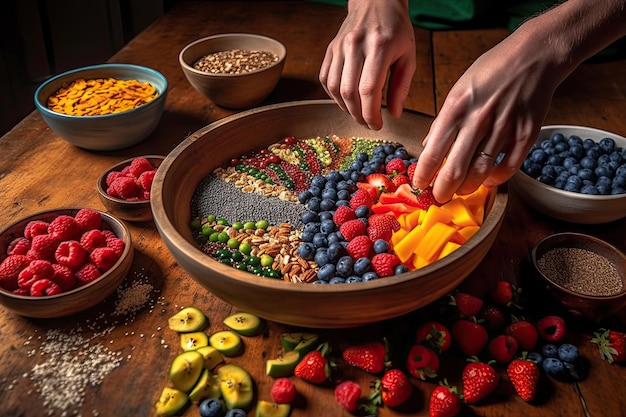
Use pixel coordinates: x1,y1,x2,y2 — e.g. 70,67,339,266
509,125,626,224
0,208,133,318
532,232,626,322
97,155,165,222
34,63,167,151
151,100,508,328
179,33,286,109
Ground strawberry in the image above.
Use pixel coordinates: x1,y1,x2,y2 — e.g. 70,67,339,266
6,237,31,256
391,174,410,188
507,356,540,401
505,318,538,351
480,304,507,332
339,219,367,241
51,263,76,291
407,162,417,181
415,321,452,353
451,292,483,317
294,344,331,384
80,229,108,253
591,328,626,364
452,319,488,357
0,254,31,291
128,156,155,177
55,240,87,269
75,263,102,285
27,234,58,261
270,377,297,404
18,259,54,290
343,341,389,374
367,213,400,242
333,205,356,226
349,188,375,209
385,158,407,176
461,359,499,404
29,278,62,296
415,186,441,210
376,369,412,407
346,235,372,260
366,173,395,195
488,334,518,363
371,253,400,277
536,315,567,343
24,220,49,239
429,383,461,417
488,281,516,307
406,344,439,380
74,208,102,232
89,247,120,272
355,182,379,200
47,215,81,241
334,380,361,412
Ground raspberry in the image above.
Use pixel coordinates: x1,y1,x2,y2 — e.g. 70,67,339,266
128,157,155,177
101,230,117,241
74,208,102,232
51,263,76,291
334,380,361,412
349,189,375,209
55,240,87,269
339,219,367,241
110,176,140,200
367,214,400,242
18,259,54,290
28,234,59,260
106,171,127,187
48,215,81,241
80,229,108,253
75,263,101,285
30,279,62,296
105,237,126,257
371,253,401,277
270,377,297,404
6,237,31,256
333,205,356,226
346,235,372,260
24,220,49,239
137,170,156,196
89,247,120,272
0,254,31,291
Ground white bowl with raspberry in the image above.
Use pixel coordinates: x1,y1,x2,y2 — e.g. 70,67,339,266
97,155,165,222
0,208,133,318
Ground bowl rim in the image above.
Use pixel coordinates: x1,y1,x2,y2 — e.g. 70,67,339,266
513,124,626,201
151,99,508,295
531,232,626,301
179,33,287,78
0,207,133,300
97,155,167,206
34,63,168,120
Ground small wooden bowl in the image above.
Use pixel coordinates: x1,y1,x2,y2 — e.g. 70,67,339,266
179,33,286,109
97,155,165,222
0,208,134,318
151,100,509,328
532,232,626,321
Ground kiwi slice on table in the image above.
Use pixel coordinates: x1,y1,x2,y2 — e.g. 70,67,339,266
280,332,319,358
265,350,300,378
223,312,263,336
155,387,189,416
168,350,205,392
168,307,208,332
188,368,221,402
210,330,243,357
180,331,210,351
196,345,224,370
217,364,254,410
255,400,291,417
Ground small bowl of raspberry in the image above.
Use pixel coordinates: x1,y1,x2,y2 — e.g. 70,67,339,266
0,208,134,318
97,155,165,222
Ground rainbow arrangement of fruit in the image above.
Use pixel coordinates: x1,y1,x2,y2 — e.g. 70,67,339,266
191,136,492,283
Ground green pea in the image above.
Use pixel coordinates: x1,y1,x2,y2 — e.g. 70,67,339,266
209,232,219,242
217,231,230,243
217,218,229,226
260,254,273,267
220,258,232,266
232,221,244,231
201,225,214,236
206,214,216,222
227,238,240,249
215,249,231,260
243,221,256,230
246,256,261,267
239,242,252,255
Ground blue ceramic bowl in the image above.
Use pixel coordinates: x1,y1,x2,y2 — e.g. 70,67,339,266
34,63,168,151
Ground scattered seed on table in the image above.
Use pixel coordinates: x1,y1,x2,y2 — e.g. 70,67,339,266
537,247,624,296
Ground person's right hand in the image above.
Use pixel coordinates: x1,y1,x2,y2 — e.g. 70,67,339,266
319,0,416,131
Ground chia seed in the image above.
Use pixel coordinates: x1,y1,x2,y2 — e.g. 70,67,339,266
537,247,624,296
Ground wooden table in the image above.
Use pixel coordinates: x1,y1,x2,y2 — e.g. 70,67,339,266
1,1,626,416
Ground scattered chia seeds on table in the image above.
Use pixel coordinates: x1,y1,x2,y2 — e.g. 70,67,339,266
537,247,624,296
193,49,279,74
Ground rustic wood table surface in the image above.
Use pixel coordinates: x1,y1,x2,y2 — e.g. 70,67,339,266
1,1,626,416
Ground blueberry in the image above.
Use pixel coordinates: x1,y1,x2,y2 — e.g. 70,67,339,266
394,264,409,275
320,198,336,211
542,357,565,377
551,132,566,144
538,174,555,185
336,255,354,276
567,134,583,147
337,189,351,201
312,233,328,249
225,409,247,417
356,152,369,162
319,211,333,221
317,263,336,281
562,157,578,170
612,186,626,195
298,190,312,204
383,144,396,155
353,257,371,275
586,148,600,160
335,199,350,208
350,170,362,182
321,188,337,201
327,242,345,261
580,156,598,170
345,275,363,283
394,147,408,159
314,250,331,267
327,233,341,246
558,343,579,363
312,279,328,284
300,210,319,224
530,149,548,164
329,276,346,284
309,185,322,197
385,154,396,164
320,219,336,235
527,351,543,365
373,239,389,254
303,222,320,234
307,197,321,212
541,344,559,358
522,160,542,178
581,184,599,195
547,155,563,166
583,138,596,149
326,171,343,183
297,242,316,260
555,141,569,153
599,137,616,153
617,165,626,177
354,205,370,218
577,168,595,181
569,144,585,160
199,398,225,417
362,271,379,281
311,174,326,188
300,230,314,242
351,160,364,171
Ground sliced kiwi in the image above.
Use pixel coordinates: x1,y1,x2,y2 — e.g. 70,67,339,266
155,387,189,416
168,307,208,332
168,350,205,392
180,331,210,351
217,364,254,410
209,330,243,357
265,350,300,378
188,368,221,402
196,345,224,370
223,312,262,336
255,400,291,417
280,332,319,358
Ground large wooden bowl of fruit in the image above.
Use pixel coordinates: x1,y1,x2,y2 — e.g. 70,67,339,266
151,100,508,328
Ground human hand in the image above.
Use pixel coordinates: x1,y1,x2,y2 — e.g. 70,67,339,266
319,0,416,130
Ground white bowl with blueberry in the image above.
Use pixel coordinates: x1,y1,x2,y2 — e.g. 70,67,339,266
509,125,626,224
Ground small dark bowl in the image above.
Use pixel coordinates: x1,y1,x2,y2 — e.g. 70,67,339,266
531,232,626,321
97,155,165,222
